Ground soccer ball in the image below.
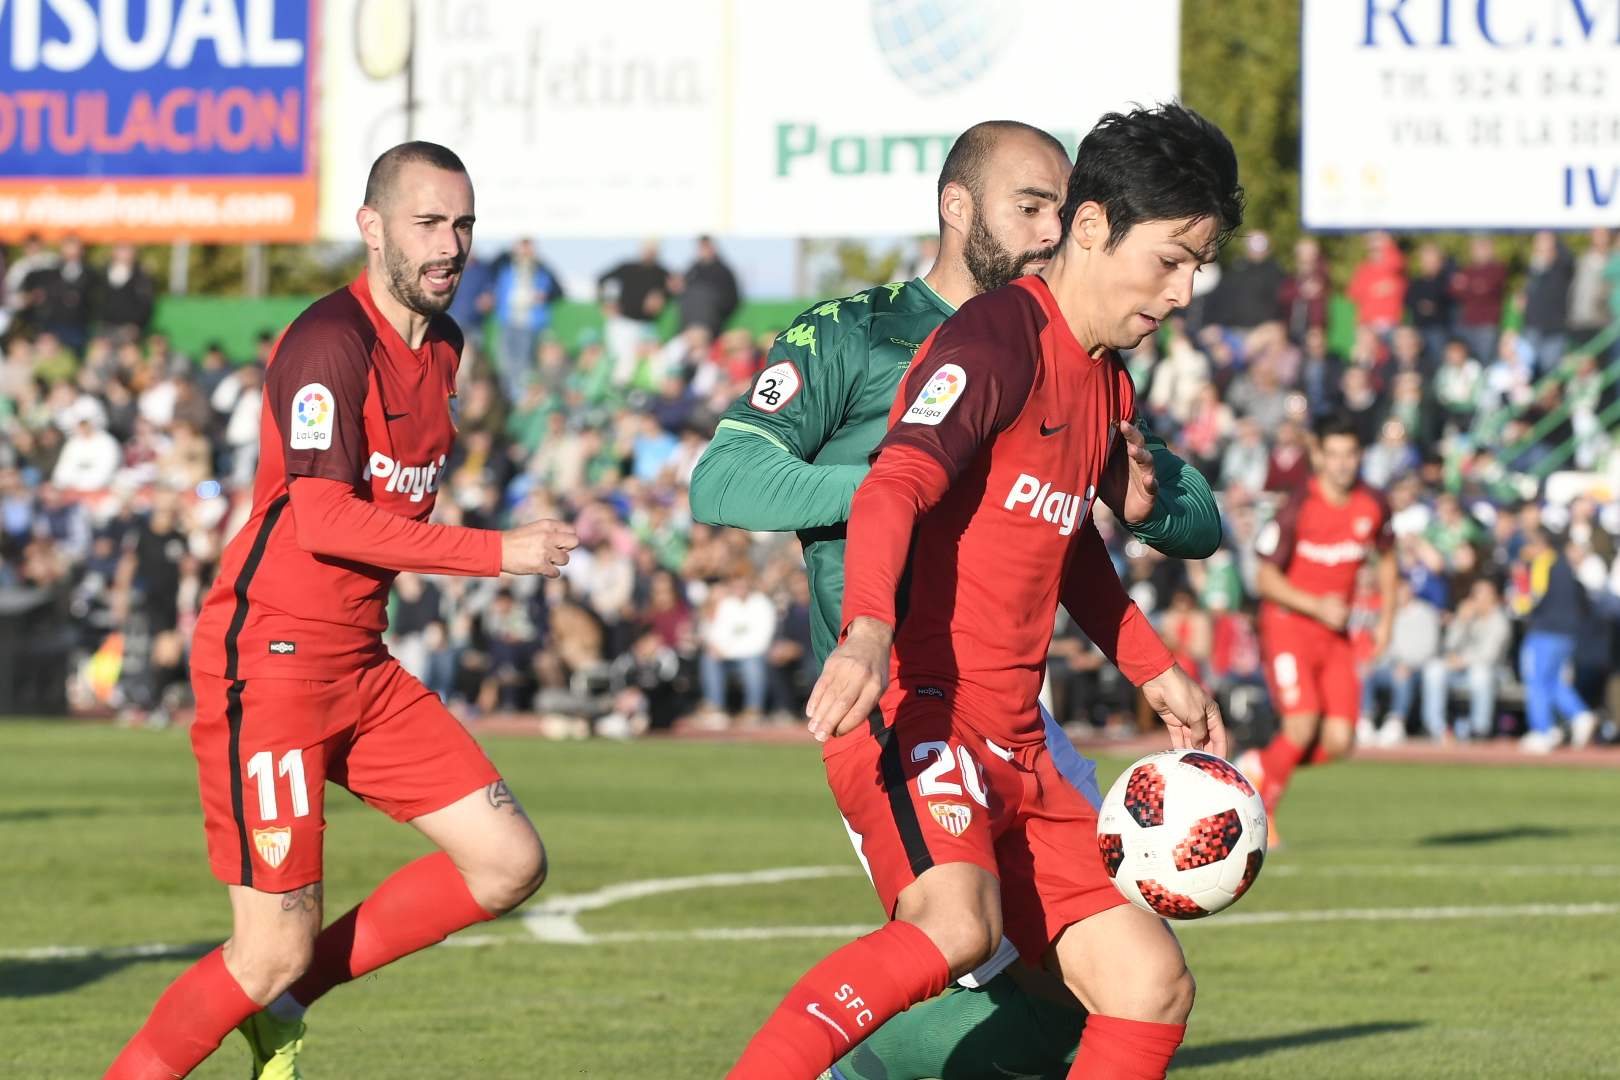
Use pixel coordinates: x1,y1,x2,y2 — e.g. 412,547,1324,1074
1096,750,1267,919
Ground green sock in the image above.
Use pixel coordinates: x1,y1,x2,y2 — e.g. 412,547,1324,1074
830,971,1086,1080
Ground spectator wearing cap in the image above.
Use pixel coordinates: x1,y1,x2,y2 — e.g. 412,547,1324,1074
1450,237,1509,375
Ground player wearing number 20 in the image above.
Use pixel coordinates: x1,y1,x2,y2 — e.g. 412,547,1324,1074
694,121,1224,1080
103,143,579,1080
725,105,1244,1080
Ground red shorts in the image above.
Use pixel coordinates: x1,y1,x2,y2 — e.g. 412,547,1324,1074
190,657,500,892
824,690,1126,965
1259,607,1360,722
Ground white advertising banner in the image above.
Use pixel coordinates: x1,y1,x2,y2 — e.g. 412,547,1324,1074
1302,0,1620,229
320,0,1180,239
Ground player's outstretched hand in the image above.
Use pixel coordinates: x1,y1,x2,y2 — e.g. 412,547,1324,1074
807,617,893,743
1099,420,1159,526
1141,664,1229,760
500,519,579,577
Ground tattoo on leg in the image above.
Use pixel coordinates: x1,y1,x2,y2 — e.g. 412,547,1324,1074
486,780,520,814
281,882,322,914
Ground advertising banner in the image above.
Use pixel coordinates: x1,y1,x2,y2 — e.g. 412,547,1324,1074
725,0,1181,236
1303,0,1620,229
0,0,318,241
319,0,1180,239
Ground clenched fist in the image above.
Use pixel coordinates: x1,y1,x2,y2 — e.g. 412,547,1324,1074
500,519,579,577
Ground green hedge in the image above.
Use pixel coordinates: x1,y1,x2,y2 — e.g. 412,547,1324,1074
151,296,815,363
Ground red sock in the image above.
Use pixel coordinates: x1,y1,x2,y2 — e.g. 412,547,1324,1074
103,947,260,1079
1067,1015,1186,1080
288,852,494,1007
726,920,951,1080
1257,733,1306,814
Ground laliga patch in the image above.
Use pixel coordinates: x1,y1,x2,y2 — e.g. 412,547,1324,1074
902,364,966,425
289,383,334,450
928,801,973,837
253,826,292,868
749,361,801,413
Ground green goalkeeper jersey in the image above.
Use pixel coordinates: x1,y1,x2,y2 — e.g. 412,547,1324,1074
689,277,1219,665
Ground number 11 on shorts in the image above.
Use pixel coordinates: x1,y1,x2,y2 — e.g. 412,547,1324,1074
246,749,310,821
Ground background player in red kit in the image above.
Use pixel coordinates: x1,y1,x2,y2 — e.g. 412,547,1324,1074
104,143,578,1080
725,105,1242,1080
1241,412,1397,847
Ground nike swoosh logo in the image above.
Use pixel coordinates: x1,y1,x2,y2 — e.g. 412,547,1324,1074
805,1003,848,1040
1039,421,1067,436
384,411,408,422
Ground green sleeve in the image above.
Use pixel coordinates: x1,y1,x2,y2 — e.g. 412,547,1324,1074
1127,422,1222,560
689,421,867,531
688,298,862,531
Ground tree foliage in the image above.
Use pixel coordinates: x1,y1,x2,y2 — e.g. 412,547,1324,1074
1180,0,1302,258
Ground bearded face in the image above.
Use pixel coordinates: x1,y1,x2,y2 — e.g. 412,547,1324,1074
381,221,464,317
963,205,1057,295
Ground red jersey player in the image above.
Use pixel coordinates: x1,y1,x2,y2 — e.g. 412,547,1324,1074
1241,412,1397,848
104,143,578,1080
725,105,1240,1080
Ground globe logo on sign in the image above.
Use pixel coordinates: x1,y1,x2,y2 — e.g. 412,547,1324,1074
871,0,1019,95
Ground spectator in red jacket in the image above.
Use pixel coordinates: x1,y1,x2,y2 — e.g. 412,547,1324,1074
1449,236,1509,371
1345,231,1406,339
1278,236,1330,343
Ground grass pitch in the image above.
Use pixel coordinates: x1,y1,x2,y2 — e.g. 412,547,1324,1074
1,721,1616,1079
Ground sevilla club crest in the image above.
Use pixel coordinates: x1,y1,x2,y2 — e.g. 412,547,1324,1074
928,802,973,837
253,827,293,869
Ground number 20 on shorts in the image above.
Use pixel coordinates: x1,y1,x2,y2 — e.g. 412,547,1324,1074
912,740,989,808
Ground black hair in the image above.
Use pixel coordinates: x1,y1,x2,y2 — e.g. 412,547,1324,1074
938,121,1069,221
1058,103,1244,252
1314,411,1363,446
363,141,468,210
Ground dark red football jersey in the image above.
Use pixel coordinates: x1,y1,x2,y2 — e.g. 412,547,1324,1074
842,276,1173,744
191,274,467,680
1256,475,1393,633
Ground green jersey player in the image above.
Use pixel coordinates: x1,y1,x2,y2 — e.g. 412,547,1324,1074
690,122,1221,1080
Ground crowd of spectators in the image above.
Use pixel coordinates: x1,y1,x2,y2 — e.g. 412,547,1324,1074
0,229,1615,754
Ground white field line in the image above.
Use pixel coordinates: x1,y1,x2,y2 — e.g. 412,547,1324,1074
520,866,863,944
8,866,1619,959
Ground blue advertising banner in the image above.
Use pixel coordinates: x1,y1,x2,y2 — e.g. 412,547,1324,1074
0,0,317,239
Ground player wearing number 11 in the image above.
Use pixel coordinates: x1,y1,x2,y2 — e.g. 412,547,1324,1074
103,143,578,1080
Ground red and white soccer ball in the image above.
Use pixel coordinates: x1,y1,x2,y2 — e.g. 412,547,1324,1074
1097,749,1267,919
